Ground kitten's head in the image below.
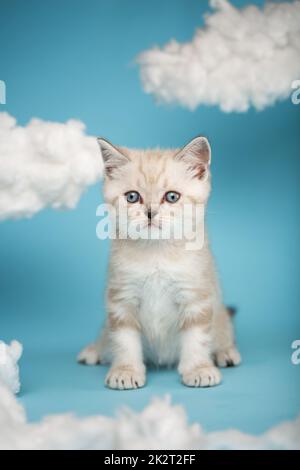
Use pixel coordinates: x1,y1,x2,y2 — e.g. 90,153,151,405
97,136,211,242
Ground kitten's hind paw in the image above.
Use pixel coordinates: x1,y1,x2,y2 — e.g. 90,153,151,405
105,365,146,390
181,365,221,388
77,343,101,365
214,347,241,368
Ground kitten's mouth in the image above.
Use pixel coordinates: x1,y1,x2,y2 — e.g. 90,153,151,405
148,220,161,229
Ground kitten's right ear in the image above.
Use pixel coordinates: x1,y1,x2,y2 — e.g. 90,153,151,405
97,138,130,178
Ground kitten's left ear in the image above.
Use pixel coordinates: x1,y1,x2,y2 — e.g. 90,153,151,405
175,136,211,179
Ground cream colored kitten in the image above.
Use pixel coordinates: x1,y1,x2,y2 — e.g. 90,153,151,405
78,136,241,389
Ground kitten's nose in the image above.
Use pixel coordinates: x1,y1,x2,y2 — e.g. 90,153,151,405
147,209,157,220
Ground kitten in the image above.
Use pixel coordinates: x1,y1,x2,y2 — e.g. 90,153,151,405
78,136,241,389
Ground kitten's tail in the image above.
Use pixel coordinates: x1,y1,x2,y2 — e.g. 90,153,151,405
227,306,237,317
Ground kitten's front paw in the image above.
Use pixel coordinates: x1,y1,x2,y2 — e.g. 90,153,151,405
215,347,241,368
77,343,101,365
181,365,221,388
105,365,146,390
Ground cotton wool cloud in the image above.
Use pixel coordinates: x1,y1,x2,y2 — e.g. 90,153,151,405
0,384,299,450
0,113,102,221
137,0,300,112
0,341,22,394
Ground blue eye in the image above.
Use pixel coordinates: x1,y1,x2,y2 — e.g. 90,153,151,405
125,191,141,203
165,191,181,203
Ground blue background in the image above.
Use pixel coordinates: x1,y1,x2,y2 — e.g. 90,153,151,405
0,0,299,434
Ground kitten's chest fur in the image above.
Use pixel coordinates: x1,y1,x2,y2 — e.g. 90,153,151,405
112,243,205,365
139,265,179,364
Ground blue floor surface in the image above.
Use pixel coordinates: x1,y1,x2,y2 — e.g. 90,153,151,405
18,338,299,434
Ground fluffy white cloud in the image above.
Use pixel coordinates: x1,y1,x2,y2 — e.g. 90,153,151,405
0,113,102,221
0,389,201,450
0,380,299,449
137,0,300,112
0,341,22,394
